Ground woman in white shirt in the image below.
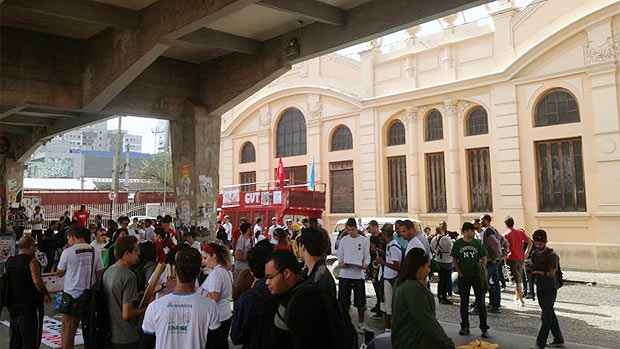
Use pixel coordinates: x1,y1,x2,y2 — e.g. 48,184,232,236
201,242,233,349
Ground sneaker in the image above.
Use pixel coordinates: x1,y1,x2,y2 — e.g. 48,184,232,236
488,307,502,314
459,327,470,336
548,341,565,348
481,330,489,338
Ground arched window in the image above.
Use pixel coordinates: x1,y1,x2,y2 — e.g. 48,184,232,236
240,142,255,163
425,109,443,141
276,108,307,157
387,120,405,146
535,89,580,127
466,106,489,136
330,125,353,151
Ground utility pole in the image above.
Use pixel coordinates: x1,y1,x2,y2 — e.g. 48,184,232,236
151,124,169,215
124,142,130,191
111,116,123,219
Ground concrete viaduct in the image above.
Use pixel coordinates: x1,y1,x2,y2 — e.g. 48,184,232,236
0,0,489,232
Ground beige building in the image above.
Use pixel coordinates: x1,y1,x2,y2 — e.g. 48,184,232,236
220,0,620,271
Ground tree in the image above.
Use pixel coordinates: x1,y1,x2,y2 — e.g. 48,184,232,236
137,152,172,187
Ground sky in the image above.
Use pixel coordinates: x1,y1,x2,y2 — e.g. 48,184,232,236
106,116,167,154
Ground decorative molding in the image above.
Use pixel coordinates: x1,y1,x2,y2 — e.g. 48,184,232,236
443,99,457,117
306,94,322,119
584,34,619,66
259,104,272,127
456,100,474,117
405,106,419,122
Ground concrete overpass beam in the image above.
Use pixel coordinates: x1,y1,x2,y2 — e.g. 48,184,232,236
170,101,221,235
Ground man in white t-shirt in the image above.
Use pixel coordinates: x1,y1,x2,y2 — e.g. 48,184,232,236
142,247,219,349
56,228,104,349
144,219,156,242
31,206,45,242
402,220,431,259
379,224,403,330
253,218,264,241
268,217,279,244
336,218,370,329
223,216,233,243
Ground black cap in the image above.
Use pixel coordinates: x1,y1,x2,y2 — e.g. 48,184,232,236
462,222,475,232
533,229,548,242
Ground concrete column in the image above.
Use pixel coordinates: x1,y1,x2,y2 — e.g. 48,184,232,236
170,101,220,236
0,151,24,234
359,49,379,98
490,4,517,67
491,83,525,224
406,107,420,215
257,104,273,183
589,66,620,212
444,99,461,221
357,108,379,216
306,94,322,181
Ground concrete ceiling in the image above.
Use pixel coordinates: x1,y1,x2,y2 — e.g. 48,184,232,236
0,0,491,160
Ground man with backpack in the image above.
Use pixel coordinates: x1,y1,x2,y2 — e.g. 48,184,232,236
56,228,103,349
378,223,402,330
102,236,148,349
266,250,356,349
530,229,565,349
480,214,505,313
431,225,454,305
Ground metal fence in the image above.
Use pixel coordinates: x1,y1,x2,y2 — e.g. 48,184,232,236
20,202,177,230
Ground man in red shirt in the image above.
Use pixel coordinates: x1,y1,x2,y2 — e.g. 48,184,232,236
503,216,533,306
73,205,90,229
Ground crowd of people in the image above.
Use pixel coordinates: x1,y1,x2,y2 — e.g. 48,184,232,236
1,206,565,349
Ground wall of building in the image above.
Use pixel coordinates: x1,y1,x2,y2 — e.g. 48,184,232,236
220,0,620,271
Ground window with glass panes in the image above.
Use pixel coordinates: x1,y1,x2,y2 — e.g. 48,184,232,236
426,152,447,212
387,156,408,212
331,126,353,151
536,138,586,212
467,147,493,212
239,171,256,192
535,89,580,127
240,142,256,163
330,161,354,213
388,120,406,146
466,107,489,136
276,108,307,157
425,109,443,141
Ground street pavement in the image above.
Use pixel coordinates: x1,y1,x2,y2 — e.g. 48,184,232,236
2,275,619,348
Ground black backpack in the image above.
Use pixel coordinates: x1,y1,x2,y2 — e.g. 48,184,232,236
83,267,111,349
543,249,564,289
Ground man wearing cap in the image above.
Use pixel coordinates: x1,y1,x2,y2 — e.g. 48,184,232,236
480,214,504,313
530,229,564,348
337,218,370,331
367,220,385,318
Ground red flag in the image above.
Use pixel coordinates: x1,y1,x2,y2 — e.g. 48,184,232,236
277,158,285,187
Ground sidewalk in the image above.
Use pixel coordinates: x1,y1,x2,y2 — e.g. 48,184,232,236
366,322,615,349
563,270,620,287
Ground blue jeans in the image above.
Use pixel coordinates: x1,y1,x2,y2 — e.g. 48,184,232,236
486,261,501,309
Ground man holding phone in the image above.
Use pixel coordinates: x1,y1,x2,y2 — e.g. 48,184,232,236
337,218,370,332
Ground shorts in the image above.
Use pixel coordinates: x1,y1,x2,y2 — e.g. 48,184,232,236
382,279,396,315
507,259,524,284
338,278,366,309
